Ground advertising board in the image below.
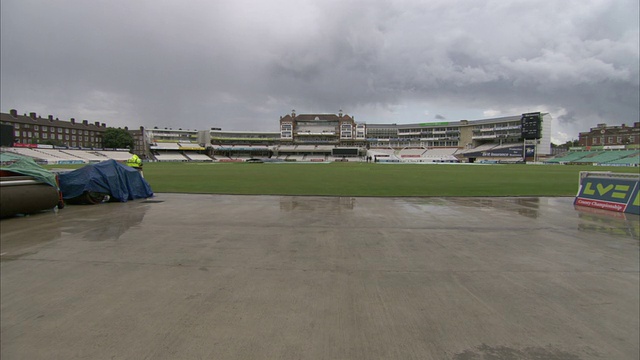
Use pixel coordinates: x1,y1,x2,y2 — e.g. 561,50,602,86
575,175,640,215
463,145,534,158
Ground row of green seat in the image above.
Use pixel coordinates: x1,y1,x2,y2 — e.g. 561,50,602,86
547,150,639,165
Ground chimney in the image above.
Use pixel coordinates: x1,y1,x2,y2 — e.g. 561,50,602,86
29,112,37,119
124,126,129,131
82,120,88,125
10,109,17,117
70,118,75,124
101,123,106,127
95,121,100,126
48,115,54,121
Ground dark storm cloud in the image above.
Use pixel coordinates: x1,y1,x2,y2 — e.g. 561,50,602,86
1,0,638,141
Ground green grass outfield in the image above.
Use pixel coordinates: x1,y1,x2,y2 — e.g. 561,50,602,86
48,162,640,197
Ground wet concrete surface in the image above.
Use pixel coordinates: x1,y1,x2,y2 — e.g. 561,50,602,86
1,194,638,360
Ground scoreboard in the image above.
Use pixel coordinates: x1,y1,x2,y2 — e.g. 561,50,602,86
521,112,542,140
0,124,14,147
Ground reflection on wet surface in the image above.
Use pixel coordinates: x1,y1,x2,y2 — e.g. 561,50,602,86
51,202,149,241
0,214,63,261
76,202,148,241
2,195,639,261
575,205,640,239
1,194,638,359
0,201,151,260
401,197,542,219
280,196,355,211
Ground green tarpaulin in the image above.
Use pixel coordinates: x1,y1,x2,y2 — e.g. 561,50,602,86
0,152,58,189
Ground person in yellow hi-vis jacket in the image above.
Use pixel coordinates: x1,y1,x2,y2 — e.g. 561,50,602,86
126,154,143,177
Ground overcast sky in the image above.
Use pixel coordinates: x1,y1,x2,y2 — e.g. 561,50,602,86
1,0,638,143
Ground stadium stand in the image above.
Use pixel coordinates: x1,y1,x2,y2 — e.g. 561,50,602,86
606,152,640,165
184,153,213,161
546,150,639,165
62,150,106,162
457,143,497,154
327,156,346,162
367,149,401,162
295,145,319,151
2,146,138,164
571,152,607,163
178,142,204,149
2,147,51,162
275,145,295,152
154,152,188,161
398,147,427,158
306,155,326,162
151,142,180,150
422,148,459,162
368,148,395,156
33,148,82,161
97,151,133,161
582,150,636,164
545,151,593,163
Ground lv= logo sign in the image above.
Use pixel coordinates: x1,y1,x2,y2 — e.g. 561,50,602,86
575,176,640,215
582,182,631,200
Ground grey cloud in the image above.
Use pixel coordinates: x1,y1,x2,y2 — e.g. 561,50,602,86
1,0,638,137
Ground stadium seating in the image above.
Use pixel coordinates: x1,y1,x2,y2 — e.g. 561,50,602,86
2,147,52,162
546,151,594,163
62,150,106,162
151,142,180,150
367,149,401,162
398,147,427,158
585,150,637,164
546,150,639,165
295,145,318,151
306,155,326,162
155,152,188,161
97,151,133,161
604,152,640,165
184,153,213,161
457,143,497,155
422,148,459,162
34,148,82,161
2,146,143,164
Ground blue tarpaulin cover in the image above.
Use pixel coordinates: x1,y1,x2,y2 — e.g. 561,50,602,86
59,160,153,202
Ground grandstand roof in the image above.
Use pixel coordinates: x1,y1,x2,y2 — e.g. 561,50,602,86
280,113,355,122
365,114,550,130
